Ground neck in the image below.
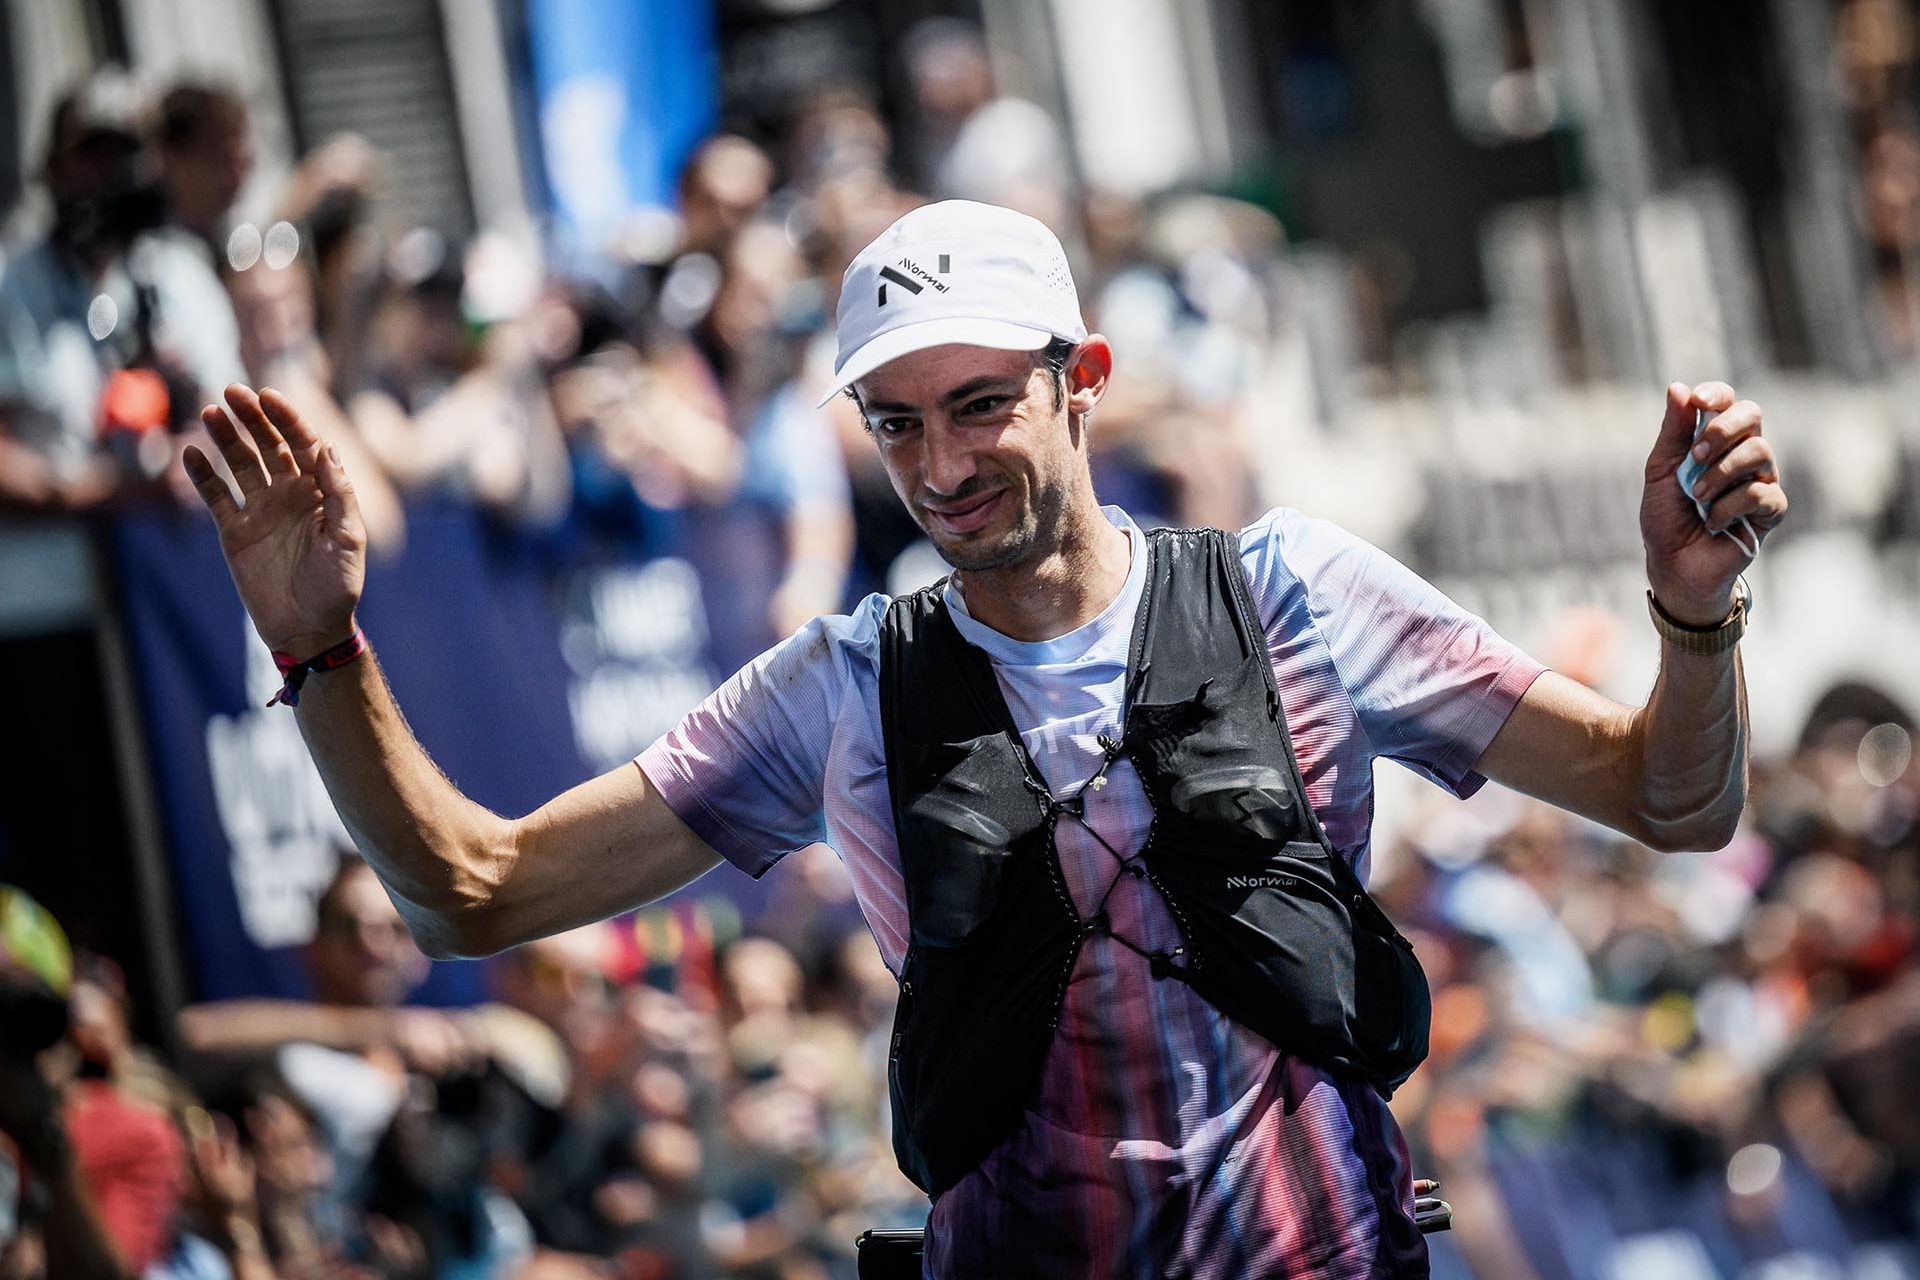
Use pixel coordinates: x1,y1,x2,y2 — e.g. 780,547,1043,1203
952,494,1131,642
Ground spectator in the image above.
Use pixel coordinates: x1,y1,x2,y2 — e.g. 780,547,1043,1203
137,80,254,413
276,132,387,398
180,857,566,1276
226,1072,339,1275
148,1104,276,1280
641,135,775,341
684,220,854,670
225,255,406,552
179,857,447,1219
677,137,775,265
902,18,1068,226
350,239,572,528
539,280,738,562
0,886,137,1280
0,69,149,528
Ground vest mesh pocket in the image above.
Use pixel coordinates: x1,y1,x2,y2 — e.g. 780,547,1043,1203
896,732,1041,947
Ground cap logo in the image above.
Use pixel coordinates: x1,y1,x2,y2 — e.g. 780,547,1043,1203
877,254,951,306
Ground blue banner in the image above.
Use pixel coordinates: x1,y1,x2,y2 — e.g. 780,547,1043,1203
526,0,719,252
109,502,716,1003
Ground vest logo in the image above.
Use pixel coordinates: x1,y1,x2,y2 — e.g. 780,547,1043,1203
878,254,951,305
1226,873,1296,890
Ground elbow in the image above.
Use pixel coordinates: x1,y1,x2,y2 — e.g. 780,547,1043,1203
408,912,480,961
397,835,520,960
405,889,520,961
1631,793,1746,854
1636,818,1739,854
1624,735,1748,853
413,927,492,962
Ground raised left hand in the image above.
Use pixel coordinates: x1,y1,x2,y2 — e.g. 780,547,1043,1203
1640,381,1788,626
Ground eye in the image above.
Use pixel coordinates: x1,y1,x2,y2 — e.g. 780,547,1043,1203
963,395,1010,418
872,417,917,439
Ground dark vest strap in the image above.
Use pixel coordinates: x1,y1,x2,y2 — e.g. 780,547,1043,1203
877,585,1081,1194
876,528,1431,1196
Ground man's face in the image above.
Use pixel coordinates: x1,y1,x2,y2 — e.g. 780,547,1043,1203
307,864,425,1008
164,113,252,228
856,343,1080,571
681,142,771,254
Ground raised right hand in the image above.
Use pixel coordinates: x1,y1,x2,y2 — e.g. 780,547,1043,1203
183,384,367,657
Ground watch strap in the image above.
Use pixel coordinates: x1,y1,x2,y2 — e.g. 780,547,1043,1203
1646,583,1747,655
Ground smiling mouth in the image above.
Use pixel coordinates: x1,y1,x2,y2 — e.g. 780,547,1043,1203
922,489,1006,536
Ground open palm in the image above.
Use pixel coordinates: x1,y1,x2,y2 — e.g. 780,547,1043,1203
183,385,367,658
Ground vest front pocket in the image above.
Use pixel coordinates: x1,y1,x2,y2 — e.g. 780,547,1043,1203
1126,662,1311,862
894,731,1045,948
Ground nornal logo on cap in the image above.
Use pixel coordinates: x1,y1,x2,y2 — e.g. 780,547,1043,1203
818,200,1088,406
877,255,952,306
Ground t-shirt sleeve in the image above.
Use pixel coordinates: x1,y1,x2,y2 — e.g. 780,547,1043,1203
636,594,884,876
1241,508,1544,798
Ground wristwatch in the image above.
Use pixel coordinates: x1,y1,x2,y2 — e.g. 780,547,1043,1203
1646,575,1751,655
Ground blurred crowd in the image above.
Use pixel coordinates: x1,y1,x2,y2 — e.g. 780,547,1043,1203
1,685,1914,1279
0,848,924,1279
1381,688,1920,1275
5,8,1920,1280
0,19,1288,658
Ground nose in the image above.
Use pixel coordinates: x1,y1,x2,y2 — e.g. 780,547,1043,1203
921,420,976,497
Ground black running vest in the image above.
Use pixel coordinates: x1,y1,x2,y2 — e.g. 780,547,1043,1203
876,527,1431,1197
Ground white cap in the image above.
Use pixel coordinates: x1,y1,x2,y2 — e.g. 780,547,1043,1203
817,200,1087,407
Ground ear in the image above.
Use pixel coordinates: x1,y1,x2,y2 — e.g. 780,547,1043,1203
1066,335,1113,418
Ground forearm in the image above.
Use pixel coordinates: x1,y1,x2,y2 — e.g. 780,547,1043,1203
291,647,516,953
0,432,66,511
1630,640,1748,849
179,999,394,1055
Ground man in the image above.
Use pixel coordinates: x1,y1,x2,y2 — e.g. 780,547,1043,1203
0,74,160,997
0,71,150,529
182,200,1787,1277
179,856,471,1202
135,80,255,414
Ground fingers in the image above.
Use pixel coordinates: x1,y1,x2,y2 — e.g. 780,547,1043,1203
181,443,240,520
1689,399,1764,468
315,440,365,535
1706,476,1789,535
1647,382,1695,472
259,385,324,457
1689,381,1736,415
1689,432,1777,506
225,384,300,478
202,397,271,495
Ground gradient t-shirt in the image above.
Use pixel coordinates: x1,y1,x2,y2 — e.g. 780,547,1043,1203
639,506,1544,1278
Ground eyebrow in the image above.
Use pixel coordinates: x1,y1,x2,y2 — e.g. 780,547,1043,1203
859,373,1026,417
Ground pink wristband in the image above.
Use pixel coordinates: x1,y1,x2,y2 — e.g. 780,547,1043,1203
266,627,367,707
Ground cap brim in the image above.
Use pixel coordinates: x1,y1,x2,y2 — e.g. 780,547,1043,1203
815,318,1058,408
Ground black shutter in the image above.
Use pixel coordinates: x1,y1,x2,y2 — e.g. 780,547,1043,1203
269,0,474,239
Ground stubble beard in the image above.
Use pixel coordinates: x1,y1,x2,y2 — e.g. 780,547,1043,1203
926,476,1066,572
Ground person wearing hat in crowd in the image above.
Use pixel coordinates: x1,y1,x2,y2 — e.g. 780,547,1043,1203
0,886,172,1280
0,69,154,536
182,198,1788,1277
